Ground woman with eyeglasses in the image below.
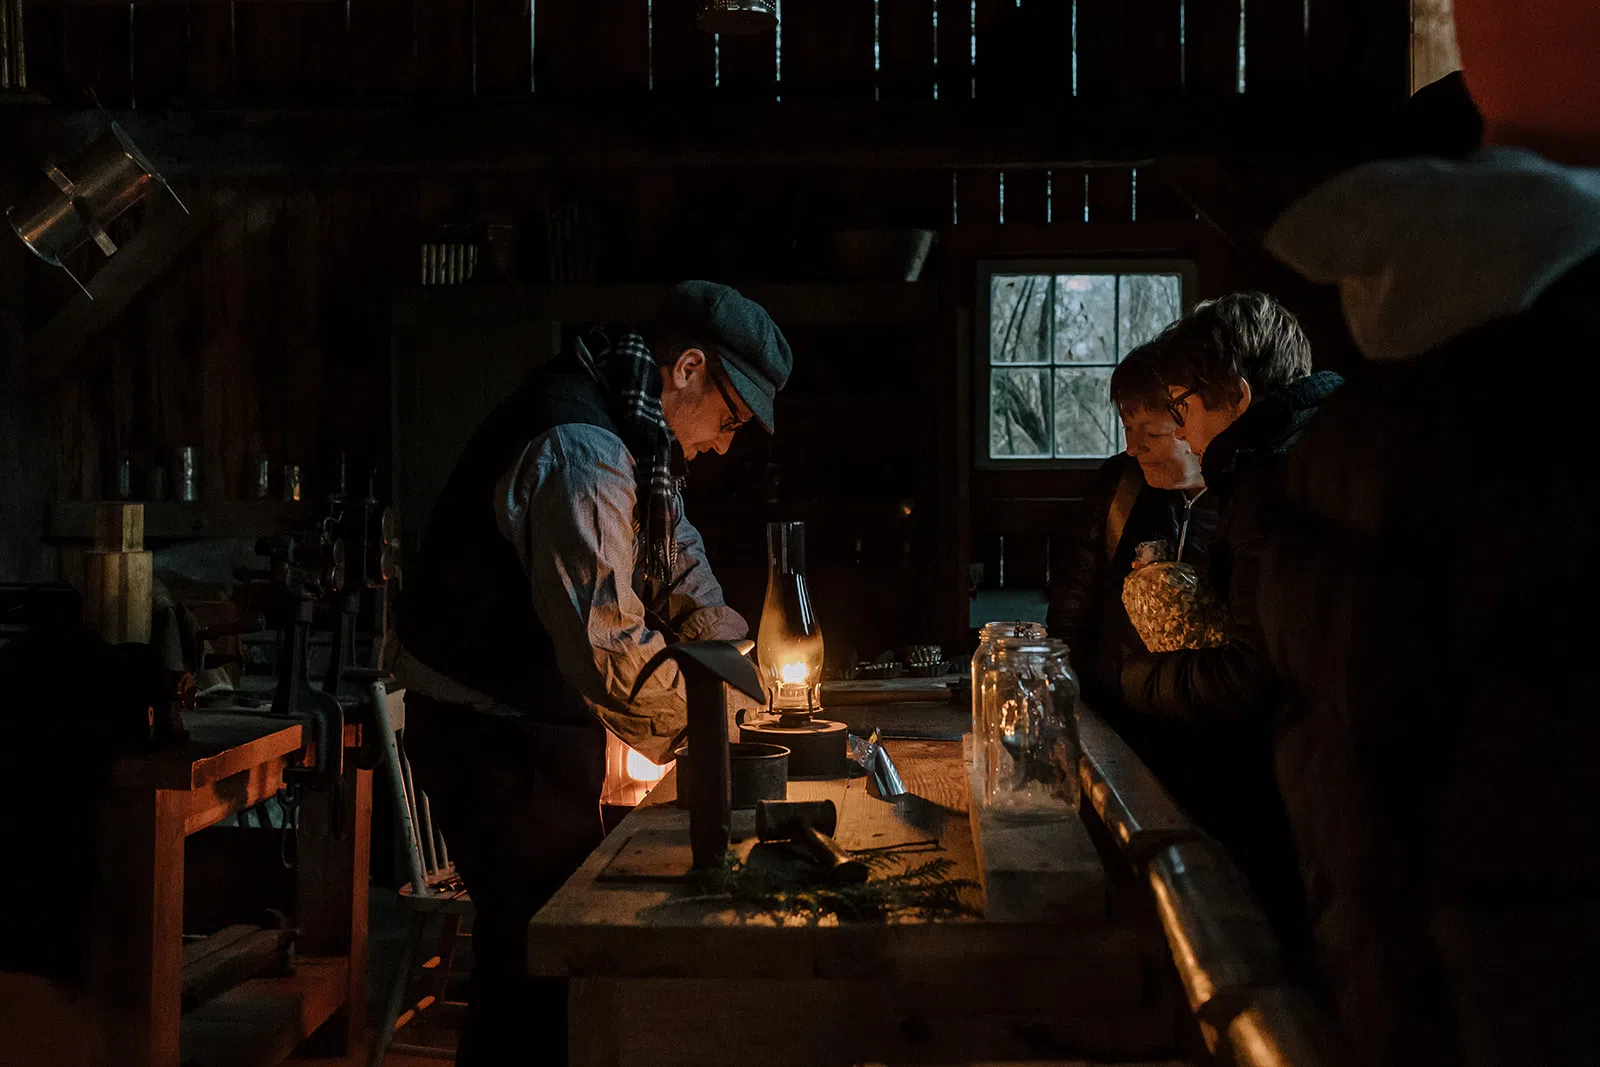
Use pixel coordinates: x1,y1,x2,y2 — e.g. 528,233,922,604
1114,291,1342,982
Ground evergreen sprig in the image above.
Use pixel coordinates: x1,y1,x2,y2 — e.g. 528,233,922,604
686,848,981,924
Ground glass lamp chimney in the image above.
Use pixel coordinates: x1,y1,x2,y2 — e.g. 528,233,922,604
756,521,824,714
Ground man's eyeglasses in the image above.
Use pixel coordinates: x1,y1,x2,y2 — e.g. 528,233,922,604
708,361,749,435
1166,387,1199,428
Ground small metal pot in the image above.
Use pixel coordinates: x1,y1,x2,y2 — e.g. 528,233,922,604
729,742,789,808
677,741,790,810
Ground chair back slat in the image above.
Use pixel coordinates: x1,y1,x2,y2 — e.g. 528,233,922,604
372,681,432,896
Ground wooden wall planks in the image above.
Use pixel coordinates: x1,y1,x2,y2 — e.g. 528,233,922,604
19,2,65,96
878,0,934,101
1122,0,1183,95
474,0,532,95
1132,165,1197,224
15,0,1409,107
1086,167,1134,225
128,3,186,108
63,3,131,106
1001,169,1049,228
1073,0,1121,99
232,4,304,96
537,0,650,96
650,0,715,94
1245,0,1309,92
582,0,653,96
185,2,235,99
955,170,1001,228
414,0,476,95
1184,0,1241,95
715,22,776,97
345,0,414,95
935,0,971,102
781,0,874,100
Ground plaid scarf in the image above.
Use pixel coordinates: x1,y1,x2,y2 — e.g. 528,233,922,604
576,328,684,583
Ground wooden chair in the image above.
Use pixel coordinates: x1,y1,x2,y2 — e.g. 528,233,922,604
369,682,473,1066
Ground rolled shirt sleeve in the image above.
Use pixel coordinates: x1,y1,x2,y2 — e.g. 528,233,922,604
494,424,744,764
655,513,749,642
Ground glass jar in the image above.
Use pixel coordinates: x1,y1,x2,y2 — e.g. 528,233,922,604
970,621,1048,775
980,638,1081,822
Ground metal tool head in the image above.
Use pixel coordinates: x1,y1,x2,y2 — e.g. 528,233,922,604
754,798,838,841
631,638,764,704
865,726,908,799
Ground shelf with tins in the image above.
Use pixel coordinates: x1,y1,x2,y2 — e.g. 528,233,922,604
47,500,318,542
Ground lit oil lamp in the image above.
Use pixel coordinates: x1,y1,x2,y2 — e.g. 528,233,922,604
740,521,848,775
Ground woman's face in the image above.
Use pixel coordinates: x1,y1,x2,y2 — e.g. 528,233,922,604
1122,406,1204,491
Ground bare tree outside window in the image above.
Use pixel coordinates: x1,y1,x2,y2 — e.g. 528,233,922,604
988,271,1183,461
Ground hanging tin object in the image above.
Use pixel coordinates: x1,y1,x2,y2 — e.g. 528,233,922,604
6,121,188,298
696,0,776,35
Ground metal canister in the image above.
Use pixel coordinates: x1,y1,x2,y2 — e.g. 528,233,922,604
251,455,272,500
173,446,198,502
143,465,167,502
282,464,302,502
107,455,133,500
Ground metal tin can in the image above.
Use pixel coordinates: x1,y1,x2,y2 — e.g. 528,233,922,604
282,464,302,502
252,455,272,500
173,446,198,502
107,455,133,500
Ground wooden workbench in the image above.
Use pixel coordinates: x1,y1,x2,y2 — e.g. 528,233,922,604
85,712,372,1067
529,738,1184,1067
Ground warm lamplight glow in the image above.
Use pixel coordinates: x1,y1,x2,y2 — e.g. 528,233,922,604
757,521,825,711
625,748,668,783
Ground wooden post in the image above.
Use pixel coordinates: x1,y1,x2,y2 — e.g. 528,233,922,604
87,787,187,1067
82,502,152,645
686,669,731,869
294,756,372,1056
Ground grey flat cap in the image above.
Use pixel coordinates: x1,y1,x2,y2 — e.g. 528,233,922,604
656,280,792,433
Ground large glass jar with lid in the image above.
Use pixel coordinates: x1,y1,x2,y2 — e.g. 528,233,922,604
980,638,1081,821
971,621,1048,776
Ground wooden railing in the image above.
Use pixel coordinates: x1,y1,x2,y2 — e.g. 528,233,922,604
1076,706,1353,1067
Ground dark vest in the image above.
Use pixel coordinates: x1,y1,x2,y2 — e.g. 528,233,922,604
396,349,622,718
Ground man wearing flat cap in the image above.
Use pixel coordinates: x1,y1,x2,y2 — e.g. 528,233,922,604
394,281,791,1062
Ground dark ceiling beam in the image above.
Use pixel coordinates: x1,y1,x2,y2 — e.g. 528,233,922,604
1,95,1399,178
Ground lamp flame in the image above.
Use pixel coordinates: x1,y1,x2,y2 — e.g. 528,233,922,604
778,661,809,685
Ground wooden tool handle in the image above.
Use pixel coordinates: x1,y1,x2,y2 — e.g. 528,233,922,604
799,827,869,884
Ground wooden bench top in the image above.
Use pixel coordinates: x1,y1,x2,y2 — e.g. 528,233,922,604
528,739,1143,996
109,712,360,792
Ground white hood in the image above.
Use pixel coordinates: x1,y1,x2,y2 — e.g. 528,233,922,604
1265,148,1600,361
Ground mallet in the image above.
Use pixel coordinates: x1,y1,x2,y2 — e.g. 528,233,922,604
755,799,870,884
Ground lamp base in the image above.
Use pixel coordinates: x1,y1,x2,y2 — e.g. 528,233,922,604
739,713,848,777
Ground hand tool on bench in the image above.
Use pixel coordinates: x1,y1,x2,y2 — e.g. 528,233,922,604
755,799,869,884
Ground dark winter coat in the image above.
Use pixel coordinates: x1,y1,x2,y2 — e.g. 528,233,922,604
1050,452,1219,714
1261,254,1600,1067
1261,147,1600,1065
1048,454,1227,826
1112,370,1342,958
1118,370,1345,724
